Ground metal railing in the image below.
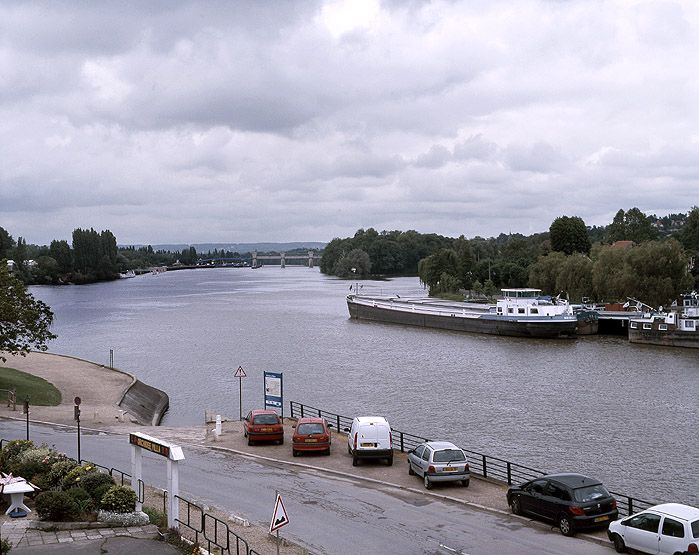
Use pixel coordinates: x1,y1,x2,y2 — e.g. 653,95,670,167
176,494,251,555
289,401,661,516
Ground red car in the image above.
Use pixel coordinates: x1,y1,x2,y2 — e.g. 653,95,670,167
243,409,284,445
292,417,331,456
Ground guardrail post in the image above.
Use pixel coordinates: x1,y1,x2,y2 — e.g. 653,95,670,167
400,432,404,452
507,462,512,485
482,455,487,478
628,497,633,515
336,415,340,433
318,409,321,418
300,404,304,418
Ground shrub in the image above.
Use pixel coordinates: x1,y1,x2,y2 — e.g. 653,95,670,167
13,447,57,480
143,506,167,529
35,491,79,521
46,460,78,489
62,463,98,489
67,487,94,514
0,440,34,472
100,485,136,513
79,472,115,501
1,537,11,554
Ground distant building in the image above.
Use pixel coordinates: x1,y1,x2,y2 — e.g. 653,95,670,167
7,259,15,271
611,240,634,250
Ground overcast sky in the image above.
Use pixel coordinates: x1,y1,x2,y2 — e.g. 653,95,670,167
1,0,698,246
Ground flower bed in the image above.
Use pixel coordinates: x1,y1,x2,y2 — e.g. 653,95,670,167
0,440,142,524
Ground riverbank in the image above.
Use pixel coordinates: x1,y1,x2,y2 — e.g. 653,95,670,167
0,352,168,427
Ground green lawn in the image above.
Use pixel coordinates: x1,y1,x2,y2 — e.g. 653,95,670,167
0,367,62,406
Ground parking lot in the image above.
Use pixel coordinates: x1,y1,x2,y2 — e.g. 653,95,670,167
204,417,610,547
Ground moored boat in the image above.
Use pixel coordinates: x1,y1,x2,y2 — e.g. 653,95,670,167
628,292,699,349
347,288,578,339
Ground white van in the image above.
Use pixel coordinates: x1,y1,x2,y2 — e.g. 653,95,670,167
345,416,393,466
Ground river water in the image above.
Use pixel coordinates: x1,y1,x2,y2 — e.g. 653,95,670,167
28,267,698,506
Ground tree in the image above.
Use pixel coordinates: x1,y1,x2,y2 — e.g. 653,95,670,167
49,240,73,274
418,248,459,293
528,252,567,294
680,206,699,253
0,264,56,362
555,254,593,302
334,249,371,277
606,207,657,244
549,216,591,255
0,226,14,260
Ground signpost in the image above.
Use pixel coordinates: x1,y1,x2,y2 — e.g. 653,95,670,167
74,396,81,462
269,491,289,555
264,371,283,419
234,366,247,421
23,397,29,440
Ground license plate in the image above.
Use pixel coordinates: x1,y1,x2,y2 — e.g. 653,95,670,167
360,442,374,447
443,467,457,472
305,439,318,443
260,428,272,432
594,516,609,523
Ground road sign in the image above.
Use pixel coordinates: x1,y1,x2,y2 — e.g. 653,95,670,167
234,366,247,378
269,493,289,533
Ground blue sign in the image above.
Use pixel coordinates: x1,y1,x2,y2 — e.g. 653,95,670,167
264,371,283,417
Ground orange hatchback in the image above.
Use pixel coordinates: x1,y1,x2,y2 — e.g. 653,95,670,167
243,409,284,445
292,417,331,457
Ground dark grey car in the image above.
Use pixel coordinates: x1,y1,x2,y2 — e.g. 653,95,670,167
407,441,470,489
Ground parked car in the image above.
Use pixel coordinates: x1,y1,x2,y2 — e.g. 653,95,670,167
407,441,470,489
292,417,331,456
506,473,618,536
345,416,393,466
243,409,283,445
607,503,699,554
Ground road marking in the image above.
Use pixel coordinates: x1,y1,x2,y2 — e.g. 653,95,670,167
439,543,470,555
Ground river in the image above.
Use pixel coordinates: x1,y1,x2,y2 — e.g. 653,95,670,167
27,267,698,506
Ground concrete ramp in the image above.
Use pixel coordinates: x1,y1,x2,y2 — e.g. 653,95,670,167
119,379,169,426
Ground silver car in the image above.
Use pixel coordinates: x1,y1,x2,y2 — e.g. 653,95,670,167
407,441,470,489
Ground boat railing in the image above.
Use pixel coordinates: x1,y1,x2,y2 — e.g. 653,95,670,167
289,401,663,516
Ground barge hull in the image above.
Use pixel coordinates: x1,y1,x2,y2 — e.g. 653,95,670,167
628,330,699,349
348,300,576,339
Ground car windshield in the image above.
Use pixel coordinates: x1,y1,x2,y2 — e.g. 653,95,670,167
573,484,610,502
692,519,699,539
297,423,325,435
433,449,465,463
253,414,279,425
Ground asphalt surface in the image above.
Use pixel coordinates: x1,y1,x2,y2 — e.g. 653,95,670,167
13,536,182,554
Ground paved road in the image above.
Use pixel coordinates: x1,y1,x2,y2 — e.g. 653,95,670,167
1,420,612,555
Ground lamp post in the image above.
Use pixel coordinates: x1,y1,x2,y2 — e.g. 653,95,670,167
74,396,82,462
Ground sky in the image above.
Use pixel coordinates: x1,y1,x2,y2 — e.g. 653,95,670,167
1,0,698,246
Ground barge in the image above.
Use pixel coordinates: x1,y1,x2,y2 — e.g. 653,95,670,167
628,292,699,349
347,288,578,339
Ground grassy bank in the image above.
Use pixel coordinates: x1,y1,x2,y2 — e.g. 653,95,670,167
0,367,62,406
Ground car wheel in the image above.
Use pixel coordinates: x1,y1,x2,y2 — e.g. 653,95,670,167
292,450,299,457
324,448,331,456
424,475,432,490
247,438,254,446
387,455,393,466
558,514,574,537
278,438,284,445
611,533,626,553
461,479,470,488
352,456,358,467
511,496,522,516
408,464,415,476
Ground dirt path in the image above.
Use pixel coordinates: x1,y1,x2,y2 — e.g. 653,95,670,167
0,351,137,427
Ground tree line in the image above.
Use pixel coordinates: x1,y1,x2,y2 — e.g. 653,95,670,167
321,207,699,307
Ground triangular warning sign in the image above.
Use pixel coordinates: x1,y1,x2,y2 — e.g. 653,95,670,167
269,493,289,532
234,366,247,378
